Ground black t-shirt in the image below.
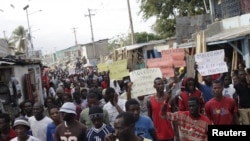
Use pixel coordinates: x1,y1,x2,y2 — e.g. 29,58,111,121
234,83,250,108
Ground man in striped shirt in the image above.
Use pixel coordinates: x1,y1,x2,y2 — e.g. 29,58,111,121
161,96,211,141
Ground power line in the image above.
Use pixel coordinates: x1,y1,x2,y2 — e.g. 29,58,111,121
71,27,78,45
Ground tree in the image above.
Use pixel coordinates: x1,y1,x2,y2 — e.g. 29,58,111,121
138,0,209,38
108,34,131,50
134,32,162,43
10,26,28,54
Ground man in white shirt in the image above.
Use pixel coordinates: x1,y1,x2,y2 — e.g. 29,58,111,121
103,87,126,127
12,117,40,141
28,102,52,141
223,75,236,99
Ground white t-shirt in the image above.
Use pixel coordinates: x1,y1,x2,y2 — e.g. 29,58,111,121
11,136,40,141
223,85,236,99
48,87,56,97
103,98,126,127
28,116,52,141
110,80,121,94
135,96,150,116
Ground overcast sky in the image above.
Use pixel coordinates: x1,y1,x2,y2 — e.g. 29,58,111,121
0,0,155,54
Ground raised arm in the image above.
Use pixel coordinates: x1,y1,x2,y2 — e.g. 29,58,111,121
194,64,200,89
147,97,153,120
126,82,133,100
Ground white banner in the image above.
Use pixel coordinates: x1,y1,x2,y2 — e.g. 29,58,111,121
197,62,228,76
129,68,162,98
195,49,228,76
195,49,225,64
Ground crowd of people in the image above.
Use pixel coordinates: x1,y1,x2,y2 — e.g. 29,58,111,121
0,60,250,141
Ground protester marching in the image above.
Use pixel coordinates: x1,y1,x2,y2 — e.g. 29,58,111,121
0,45,249,141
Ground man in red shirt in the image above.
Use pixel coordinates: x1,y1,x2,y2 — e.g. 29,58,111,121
147,77,175,141
178,78,204,112
161,96,211,141
64,80,71,94
205,80,240,125
0,113,16,141
101,75,109,89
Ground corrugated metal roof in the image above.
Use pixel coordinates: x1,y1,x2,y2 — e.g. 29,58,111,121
177,42,196,48
125,40,166,51
178,26,250,48
206,26,250,43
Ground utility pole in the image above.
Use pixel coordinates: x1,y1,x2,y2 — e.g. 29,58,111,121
71,27,78,46
23,5,34,56
54,47,57,62
127,0,135,45
3,31,9,46
3,30,7,40
85,9,96,58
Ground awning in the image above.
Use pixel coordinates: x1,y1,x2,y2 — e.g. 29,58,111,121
125,40,166,51
177,42,196,48
206,26,250,45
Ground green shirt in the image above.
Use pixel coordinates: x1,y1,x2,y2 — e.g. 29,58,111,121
79,107,110,129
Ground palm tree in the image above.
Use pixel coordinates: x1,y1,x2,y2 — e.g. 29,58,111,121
10,26,28,55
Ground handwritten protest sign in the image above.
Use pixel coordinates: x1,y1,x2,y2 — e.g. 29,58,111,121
195,49,224,64
97,63,109,72
147,58,172,68
173,60,186,68
109,69,129,80
161,48,186,67
109,59,127,69
109,59,129,80
195,49,228,76
197,62,228,76
161,67,175,78
68,68,75,75
119,91,127,100
129,68,162,98
161,48,185,60
146,58,174,77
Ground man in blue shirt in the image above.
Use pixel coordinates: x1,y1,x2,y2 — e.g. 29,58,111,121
125,99,157,141
46,105,62,141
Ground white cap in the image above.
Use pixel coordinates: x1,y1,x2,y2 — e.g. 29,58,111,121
13,117,30,129
59,102,76,115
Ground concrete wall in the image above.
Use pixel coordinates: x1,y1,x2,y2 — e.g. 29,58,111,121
85,40,109,60
0,39,10,57
221,13,250,30
176,14,212,44
196,13,250,39
14,65,43,104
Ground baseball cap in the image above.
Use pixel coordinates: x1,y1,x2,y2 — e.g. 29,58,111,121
59,102,76,115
